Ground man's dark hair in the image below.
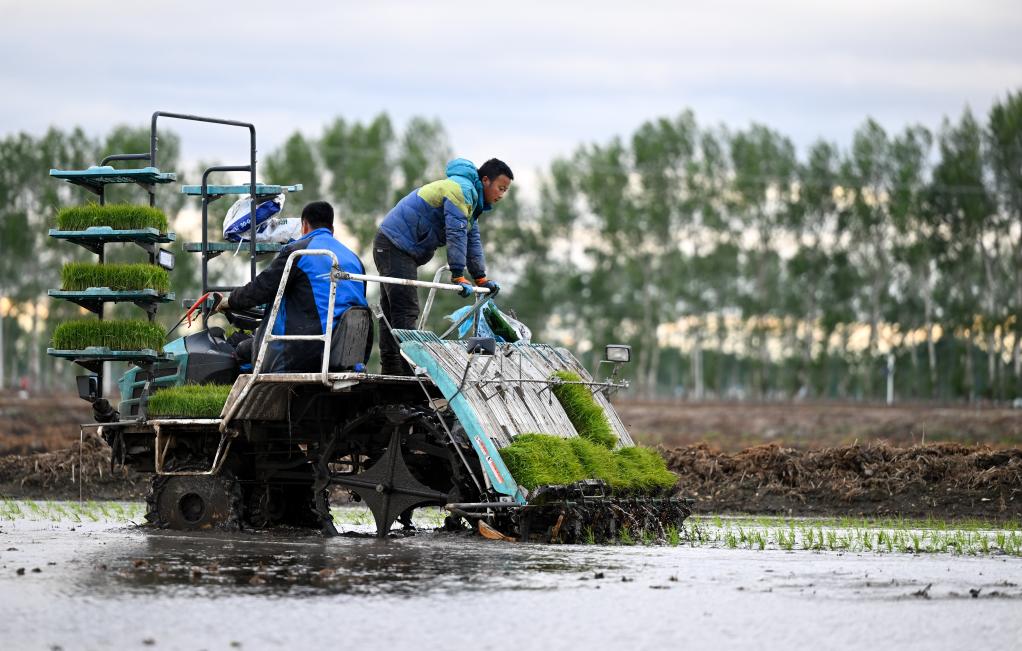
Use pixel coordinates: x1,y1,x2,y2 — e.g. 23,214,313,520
477,158,514,182
301,201,334,230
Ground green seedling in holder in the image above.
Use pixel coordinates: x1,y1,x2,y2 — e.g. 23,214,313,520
61,262,170,293
52,320,165,352
56,204,169,232
147,384,233,419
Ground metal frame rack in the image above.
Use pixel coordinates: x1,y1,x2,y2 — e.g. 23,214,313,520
47,110,300,406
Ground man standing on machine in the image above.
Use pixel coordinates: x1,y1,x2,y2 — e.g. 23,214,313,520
215,201,369,372
373,157,513,375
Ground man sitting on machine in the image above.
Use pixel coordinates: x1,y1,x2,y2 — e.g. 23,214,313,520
214,200,370,372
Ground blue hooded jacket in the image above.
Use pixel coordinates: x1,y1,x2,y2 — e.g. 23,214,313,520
228,227,368,371
378,158,490,278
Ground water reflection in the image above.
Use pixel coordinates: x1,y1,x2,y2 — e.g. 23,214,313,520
83,528,606,598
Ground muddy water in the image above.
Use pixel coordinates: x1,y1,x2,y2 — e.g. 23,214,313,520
1,508,1021,650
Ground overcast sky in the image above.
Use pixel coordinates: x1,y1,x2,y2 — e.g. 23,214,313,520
2,0,1020,195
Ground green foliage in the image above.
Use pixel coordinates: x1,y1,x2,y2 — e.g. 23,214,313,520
550,370,617,448
263,131,321,197
61,262,170,293
499,434,677,493
320,114,395,248
51,319,164,352
56,204,168,232
147,384,232,418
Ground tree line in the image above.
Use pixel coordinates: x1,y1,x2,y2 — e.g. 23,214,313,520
1,92,1020,403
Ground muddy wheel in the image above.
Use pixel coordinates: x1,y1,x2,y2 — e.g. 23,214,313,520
245,484,288,528
244,479,321,529
145,468,242,530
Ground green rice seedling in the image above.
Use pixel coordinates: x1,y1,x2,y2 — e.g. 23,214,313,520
147,384,232,418
499,434,587,488
61,262,170,293
613,446,677,492
421,508,447,528
724,530,738,549
56,204,168,232
353,509,372,526
778,529,795,551
640,528,655,545
618,527,635,546
803,528,815,550
569,436,622,488
550,370,617,448
51,319,165,352
583,526,596,545
0,499,18,519
499,434,676,491
666,525,680,547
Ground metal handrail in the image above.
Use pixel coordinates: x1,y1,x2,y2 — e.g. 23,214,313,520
418,265,451,329
219,250,491,432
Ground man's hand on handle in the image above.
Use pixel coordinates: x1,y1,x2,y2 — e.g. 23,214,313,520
451,276,475,298
475,276,500,298
212,292,229,313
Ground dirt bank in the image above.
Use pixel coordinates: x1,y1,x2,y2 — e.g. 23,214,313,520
618,400,1022,450
2,392,1021,520
1,433,1019,522
0,433,145,500
666,442,1022,521
0,392,91,456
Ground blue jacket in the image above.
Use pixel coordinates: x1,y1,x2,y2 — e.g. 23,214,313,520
228,227,368,371
378,158,491,278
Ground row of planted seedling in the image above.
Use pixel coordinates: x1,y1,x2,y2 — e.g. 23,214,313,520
678,515,1022,556
0,499,146,523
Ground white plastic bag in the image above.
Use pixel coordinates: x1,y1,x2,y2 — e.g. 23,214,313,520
255,217,302,243
223,193,288,242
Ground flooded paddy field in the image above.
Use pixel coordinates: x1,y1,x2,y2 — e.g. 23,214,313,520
1,501,1021,650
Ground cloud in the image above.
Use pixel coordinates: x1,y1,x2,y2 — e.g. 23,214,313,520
1,0,1019,181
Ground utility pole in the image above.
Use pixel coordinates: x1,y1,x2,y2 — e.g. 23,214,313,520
886,352,895,405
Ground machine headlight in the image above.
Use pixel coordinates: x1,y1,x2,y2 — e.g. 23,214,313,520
604,345,631,363
157,248,176,271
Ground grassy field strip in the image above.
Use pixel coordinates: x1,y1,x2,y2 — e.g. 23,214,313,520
3,500,1019,556
0,500,447,529
0,499,146,524
683,515,1022,556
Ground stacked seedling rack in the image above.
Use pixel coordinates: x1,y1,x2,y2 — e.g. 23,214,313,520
47,154,178,404
47,111,301,418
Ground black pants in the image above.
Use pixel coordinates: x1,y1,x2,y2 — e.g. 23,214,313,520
373,231,419,375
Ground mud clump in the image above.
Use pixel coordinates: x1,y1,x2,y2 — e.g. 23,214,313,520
666,441,1022,520
0,432,144,500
